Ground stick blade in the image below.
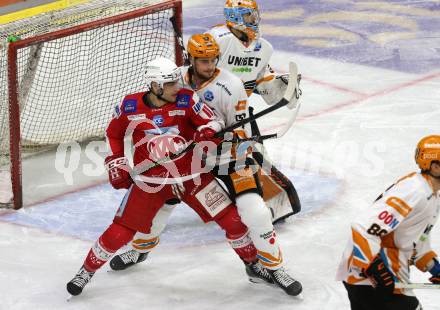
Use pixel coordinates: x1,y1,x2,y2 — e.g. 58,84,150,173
283,61,298,105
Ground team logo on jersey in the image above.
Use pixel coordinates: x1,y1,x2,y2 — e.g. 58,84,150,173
204,90,214,102
176,93,190,108
123,99,137,113
153,115,164,126
147,134,187,161
254,41,262,52
195,181,231,218
227,56,262,67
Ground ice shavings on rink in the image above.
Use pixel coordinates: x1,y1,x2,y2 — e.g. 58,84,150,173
0,168,342,245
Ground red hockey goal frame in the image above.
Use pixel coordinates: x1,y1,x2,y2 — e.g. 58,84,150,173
7,0,183,209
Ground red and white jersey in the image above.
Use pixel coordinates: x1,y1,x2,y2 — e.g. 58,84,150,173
182,66,250,137
106,88,222,178
208,25,273,95
336,172,440,295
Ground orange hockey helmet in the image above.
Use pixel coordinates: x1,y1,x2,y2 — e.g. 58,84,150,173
415,135,440,171
187,33,220,59
224,0,260,41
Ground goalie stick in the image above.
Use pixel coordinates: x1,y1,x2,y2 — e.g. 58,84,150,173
249,107,301,219
247,62,302,220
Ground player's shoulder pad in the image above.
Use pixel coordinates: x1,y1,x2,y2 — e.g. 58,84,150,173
256,37,273,54
386,172,429,209
120,92,143,115
176,88,200,109
216,69,246,95
176,88,204,114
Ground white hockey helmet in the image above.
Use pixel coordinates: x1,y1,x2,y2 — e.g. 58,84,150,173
144,57,182,91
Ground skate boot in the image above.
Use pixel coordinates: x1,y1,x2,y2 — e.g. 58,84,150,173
245,261,274,284
66,266,95,296
109,249,148,271
268,267,302,296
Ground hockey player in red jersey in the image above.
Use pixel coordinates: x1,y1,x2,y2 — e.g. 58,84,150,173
337,135,440,310
108,35,302,297
66,57,258,296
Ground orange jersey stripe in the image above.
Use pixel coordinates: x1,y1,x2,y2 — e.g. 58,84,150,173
351,228,374,268
415,251,437,271
386,197,412,217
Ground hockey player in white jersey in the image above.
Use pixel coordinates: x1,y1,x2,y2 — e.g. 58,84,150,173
209,0,292,106
208,0,302,222
109,34,302,297
336,135,440,310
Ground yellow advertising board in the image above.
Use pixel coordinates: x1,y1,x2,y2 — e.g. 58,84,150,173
0,0,89,25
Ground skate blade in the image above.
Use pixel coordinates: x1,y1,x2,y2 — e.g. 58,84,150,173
248,277,275,286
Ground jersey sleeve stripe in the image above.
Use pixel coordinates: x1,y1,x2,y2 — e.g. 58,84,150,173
415,251,437,271
385,197,412,217
132,237,160,251
381,231,396,248
381,248,400,280
257,250,283,268
255,74,275,86
351,228,374,269
347,275,366,284
235,100,247,111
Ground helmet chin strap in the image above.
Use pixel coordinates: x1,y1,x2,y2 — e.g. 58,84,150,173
229,25,250,43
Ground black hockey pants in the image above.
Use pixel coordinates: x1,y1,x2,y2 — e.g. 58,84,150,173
343,282,421,310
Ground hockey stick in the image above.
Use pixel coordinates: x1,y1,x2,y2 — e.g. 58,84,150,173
395,282,440,290
169,15,189,65
133,66,297,175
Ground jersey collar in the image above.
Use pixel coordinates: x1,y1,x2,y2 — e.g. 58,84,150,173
185,67,221,92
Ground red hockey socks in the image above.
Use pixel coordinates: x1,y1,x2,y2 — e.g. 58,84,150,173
84,223,136,272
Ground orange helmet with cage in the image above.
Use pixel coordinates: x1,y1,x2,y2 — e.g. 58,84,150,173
187,33,220,59
415,135,440,171
224,0,260,41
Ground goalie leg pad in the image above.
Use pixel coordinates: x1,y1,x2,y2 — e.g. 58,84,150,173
214,157,263,200
235,192,283,269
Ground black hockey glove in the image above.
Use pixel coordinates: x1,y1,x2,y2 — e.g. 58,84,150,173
364,255,395,296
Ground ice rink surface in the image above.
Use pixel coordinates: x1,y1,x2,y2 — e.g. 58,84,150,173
1,1,440,309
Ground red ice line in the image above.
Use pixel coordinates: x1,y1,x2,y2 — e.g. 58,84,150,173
269,68,440,125
299,70,440,121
